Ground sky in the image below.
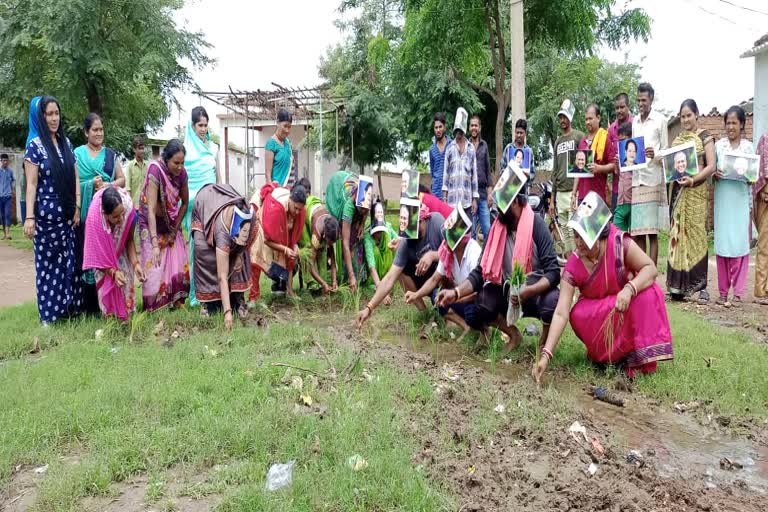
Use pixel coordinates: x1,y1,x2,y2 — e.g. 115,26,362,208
157,0,768,138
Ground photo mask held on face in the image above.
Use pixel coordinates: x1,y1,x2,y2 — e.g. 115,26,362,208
230,205,253,246
567,191,612,250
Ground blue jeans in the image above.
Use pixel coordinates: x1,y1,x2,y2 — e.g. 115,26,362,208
20,200,26,224
0,196,11,226
474,193,491,240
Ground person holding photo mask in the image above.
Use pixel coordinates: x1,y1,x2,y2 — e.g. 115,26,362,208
713,106,754,306
667,99,716,304
572,104,616,207
364,202,399,303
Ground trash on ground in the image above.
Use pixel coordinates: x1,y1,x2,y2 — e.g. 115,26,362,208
300,394,313,406
626,450,645,467
347,454,369,471
588,385,625,407
265,460,295,491
591,437,605,456
441,364,462,382
523,322,540,336
33,464,48,474
110,347,119,354
290,376,304,390
719,457,744,471
673,399,706,413
95,329,104,340
586,462,598,476
494,404,506,414
569,421,589,443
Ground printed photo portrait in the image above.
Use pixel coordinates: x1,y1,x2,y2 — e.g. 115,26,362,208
567,149,594,178
443,207,471,251
618,136,647,172
399,198,420,239
493,161,528,214
512,147,533,173
400,169,420,199
661,141,698,183
356,175,374,209
566,191,612,250
722,152,760,183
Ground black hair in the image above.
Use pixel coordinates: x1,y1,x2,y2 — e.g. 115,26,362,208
514,148,524,158
614,92,629,106
515,119,528,131
365,182,373,192
161,139,186,163
679,99,699,117
277,108,293,124
586,103,601,117
37,96,77,218
101,187,122,214
132,135,145,148
297,177,312,195
418,183,430,194
83,112,102,132
0,154,7,159
515,194,528,207
625,139,638,154
637,82,655,100
618,121,633,138
724,105,746,129
290,184,307,204
433,112,446,125
470,114,481,124
191,106,209,125
323,215,339,244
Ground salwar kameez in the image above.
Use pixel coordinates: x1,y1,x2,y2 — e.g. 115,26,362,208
563,225,673,376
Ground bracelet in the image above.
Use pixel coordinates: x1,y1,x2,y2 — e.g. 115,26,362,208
541,347,554,360
25,217,35,221
223,309,232,316
454,287,461,301
366,301,374,313
626,281,638,297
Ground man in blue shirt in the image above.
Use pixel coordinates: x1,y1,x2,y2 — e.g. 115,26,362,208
0,154,15,240
500,119,536,182
428,112,451,196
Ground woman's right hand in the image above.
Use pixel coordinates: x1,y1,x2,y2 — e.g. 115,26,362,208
349,276,357,293
356,307,370,328
224,310,233,330
152,246,161,267
532,355,550,384
114,270,127,287
24,219,35,239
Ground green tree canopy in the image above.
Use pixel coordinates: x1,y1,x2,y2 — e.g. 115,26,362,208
0,0,212,150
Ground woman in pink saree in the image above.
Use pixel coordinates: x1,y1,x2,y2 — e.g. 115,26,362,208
533,223,673,382
82,187,145,320
138,139,190,311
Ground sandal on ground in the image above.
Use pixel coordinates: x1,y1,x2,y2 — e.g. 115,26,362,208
715,296,729,306
697,290,710,305
754,297,768,306
731,296,742,307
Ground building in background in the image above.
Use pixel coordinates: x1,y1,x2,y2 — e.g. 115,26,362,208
742,33,768,141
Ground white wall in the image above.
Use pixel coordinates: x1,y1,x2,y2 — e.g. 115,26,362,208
755,52,768,141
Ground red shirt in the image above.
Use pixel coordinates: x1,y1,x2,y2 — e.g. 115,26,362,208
419,192,454,219
577,130,616,202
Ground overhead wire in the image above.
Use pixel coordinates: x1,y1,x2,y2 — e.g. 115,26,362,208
715,0,768,16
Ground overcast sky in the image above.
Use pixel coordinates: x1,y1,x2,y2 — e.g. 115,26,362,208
157,0,767,138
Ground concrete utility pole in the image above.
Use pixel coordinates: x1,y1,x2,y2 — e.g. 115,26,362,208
510,0,526,122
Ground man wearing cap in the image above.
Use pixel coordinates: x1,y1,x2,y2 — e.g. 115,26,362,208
442,108,478,235
550,100,584,254
437,193,560,352
357,204,446,326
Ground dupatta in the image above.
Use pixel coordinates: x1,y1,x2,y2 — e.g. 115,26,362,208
261,181,306,250
83,187,135,320
184,120,217,195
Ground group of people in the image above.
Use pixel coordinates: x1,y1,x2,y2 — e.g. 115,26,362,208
19,79,768,382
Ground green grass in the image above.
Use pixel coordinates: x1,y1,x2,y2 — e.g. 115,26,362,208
1,224,33,251
0,298,453,511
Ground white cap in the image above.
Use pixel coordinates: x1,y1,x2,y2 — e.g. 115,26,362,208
453,107,468,134
557,99,575,122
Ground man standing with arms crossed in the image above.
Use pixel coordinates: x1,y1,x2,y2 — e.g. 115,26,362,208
429,113,451,197
549,100,584,254
631,82,668,266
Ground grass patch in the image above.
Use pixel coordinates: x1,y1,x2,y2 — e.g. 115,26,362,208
1,224,33,251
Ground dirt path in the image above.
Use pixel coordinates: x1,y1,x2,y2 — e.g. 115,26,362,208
0,242,35,307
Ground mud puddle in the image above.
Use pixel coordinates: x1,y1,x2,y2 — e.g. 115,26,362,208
369,324,768,495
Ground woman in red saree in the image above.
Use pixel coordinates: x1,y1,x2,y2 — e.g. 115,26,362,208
533,223,673,382
82,186,145,320
250,182,307,297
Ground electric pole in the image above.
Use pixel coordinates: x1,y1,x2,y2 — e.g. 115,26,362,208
510,0,526,122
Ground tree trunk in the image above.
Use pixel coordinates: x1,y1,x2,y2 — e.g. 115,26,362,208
85,81,103,115
494,101,505,174
377,161,385,204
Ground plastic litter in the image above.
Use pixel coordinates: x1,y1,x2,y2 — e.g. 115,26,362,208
347,454,369,471
587,463,598,476
626,450,645,467
568,421,589,443
589,386,625,407
33,464,48,474
494,404,506,414
265,460,295,491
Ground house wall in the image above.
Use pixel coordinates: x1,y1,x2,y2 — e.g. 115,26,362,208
755,52,768,141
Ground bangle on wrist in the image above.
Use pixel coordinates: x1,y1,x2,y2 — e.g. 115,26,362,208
25,217,35,221
541,347,553,360
454,288,460,301
223,309,232,316
626,281,638,297
366,301,374,313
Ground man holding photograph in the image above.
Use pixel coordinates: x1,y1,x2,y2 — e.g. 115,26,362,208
357,205,446,326
501,119,536,185
550,100,584,255
437,194,560,353
608,93,633,212
631,82,668,266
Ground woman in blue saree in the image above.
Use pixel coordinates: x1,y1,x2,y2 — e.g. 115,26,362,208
183,106,218,306
23,96,83,324
74,113,125,312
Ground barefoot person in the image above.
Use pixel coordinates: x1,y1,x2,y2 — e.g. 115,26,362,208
532,214,673,382
436,194,560,351
191,183,257,329
404,230,481,339
357,203,445,326
82,186,145,320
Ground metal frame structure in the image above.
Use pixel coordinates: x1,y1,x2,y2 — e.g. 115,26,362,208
201,84,347,194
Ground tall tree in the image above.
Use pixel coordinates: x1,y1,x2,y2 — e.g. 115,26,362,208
0,0,212,149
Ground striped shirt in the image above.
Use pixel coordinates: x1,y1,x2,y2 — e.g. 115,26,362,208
442,139,478,209
429,136,452,196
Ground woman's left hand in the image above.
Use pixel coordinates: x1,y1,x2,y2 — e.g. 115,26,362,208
72,208,80,227
678,176,695,188
114,270,127,287
615,287,632,312
135,264,146,283
224,310,233,330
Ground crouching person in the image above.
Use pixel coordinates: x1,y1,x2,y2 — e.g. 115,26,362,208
191,184,257,329
357,204,445,326
437,194,560,351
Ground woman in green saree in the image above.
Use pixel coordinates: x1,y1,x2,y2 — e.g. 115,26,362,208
667,99,716,303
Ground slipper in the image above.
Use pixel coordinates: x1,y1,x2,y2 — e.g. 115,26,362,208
697,290,710,305
715,296,728,306
755,297,768,306
731,296,742,308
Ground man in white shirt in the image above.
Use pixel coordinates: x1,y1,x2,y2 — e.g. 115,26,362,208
404,234,482,339
631,82,668,265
